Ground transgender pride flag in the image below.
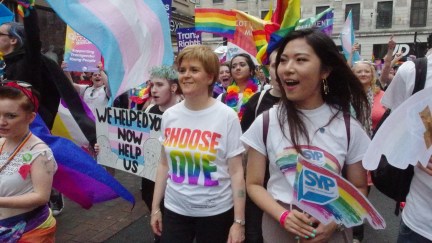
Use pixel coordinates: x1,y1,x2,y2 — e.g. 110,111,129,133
45,0,174,104
340,10,361,62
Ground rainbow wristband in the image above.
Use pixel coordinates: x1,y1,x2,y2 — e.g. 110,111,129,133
279,210,290,227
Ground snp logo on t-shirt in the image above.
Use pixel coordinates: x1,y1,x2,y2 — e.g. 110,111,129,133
302,149,325,166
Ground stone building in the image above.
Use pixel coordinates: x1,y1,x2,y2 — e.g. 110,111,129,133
197,0,431,59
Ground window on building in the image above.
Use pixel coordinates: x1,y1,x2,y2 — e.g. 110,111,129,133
410,0,427,27
261,10,269,19
212,0,223,4
345,4,360,30
316,6,330,16
376,1,393,29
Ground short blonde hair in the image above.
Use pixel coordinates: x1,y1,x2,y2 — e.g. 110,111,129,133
176,45,220,94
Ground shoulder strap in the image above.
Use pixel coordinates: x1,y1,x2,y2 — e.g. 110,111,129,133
30,142,46,151
342,112,350,178
255,90,268,118
343,112,351,150
262,110,270,149
222,93,227,104
145,104,155,113
412,57,428,94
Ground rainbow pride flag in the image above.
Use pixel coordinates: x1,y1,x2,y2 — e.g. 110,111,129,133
256,0,301,64
294,158,385,229
195,8,236,38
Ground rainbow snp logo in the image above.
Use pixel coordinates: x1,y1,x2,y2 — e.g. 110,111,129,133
297,166,339,205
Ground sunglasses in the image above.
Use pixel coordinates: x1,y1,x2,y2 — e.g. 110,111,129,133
0,32,11,37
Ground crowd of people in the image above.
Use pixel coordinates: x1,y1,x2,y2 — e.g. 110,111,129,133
1,2,432,243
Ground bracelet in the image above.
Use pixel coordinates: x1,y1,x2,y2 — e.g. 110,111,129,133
151,209,161,216
279,210,290,227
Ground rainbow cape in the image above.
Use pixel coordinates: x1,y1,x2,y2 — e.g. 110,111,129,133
45,0,174,105
195,8,236,38
293,158,385,229
31,115,135,209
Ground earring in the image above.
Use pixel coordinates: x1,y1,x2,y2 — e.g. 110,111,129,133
322,79,329,95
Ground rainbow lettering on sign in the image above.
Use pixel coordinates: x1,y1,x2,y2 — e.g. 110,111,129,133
164,128,221,187
294,158,386,229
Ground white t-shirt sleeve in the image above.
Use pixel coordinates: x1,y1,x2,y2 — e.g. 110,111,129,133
77,84,90,97
381,61,415,110
346,119,371,164
226,113,245,158
216,93,223,101
240,114,266,156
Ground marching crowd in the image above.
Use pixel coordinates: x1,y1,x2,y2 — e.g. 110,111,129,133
1,3,432,243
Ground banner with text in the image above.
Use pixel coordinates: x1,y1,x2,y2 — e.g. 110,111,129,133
96,107,162,181
176,27,202,53
64,25,102,72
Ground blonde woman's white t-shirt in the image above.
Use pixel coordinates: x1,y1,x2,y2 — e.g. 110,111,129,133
161,100,244,217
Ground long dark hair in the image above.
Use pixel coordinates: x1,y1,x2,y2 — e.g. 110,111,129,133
275,28,368,153
230,53,256,80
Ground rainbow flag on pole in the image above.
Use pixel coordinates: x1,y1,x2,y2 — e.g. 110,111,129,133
195,8,236,38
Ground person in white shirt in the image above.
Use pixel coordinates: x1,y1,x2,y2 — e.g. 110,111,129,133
242,28,370,243
151,45,245,243
381,42,432,243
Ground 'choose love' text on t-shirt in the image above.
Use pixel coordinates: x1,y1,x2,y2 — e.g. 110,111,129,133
161,101,244,217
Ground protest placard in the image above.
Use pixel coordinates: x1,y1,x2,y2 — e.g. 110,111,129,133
95,107,162,181
64,25,102,72
176,27,201,53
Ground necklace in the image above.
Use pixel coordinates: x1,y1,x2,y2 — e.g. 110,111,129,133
0,131,33,173
225,78,259,120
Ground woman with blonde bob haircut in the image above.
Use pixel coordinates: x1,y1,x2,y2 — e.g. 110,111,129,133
151,45,246,243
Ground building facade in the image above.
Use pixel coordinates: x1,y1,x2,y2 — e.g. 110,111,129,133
197,0,432,59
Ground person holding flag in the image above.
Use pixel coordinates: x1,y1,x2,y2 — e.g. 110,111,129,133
242,28,370,242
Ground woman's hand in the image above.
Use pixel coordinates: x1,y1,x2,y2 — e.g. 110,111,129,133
301,218,338,243
227,223,245,243
282,209,316,239
94,143,100,156
150,210,163,236
61,61,68,70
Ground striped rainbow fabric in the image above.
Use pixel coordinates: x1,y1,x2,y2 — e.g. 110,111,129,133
294,158,386,229
45,0,174,104
31,115,135,209
195,8,237,38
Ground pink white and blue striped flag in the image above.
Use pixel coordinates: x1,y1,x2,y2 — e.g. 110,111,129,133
340,10,361,62
45,0,174,104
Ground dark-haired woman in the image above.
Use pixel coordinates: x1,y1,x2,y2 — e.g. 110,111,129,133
218,53,259,121
0,82,57,242
242,28,370,242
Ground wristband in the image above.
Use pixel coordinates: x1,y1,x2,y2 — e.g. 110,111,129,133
279,210,290,227
151,209,161,216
